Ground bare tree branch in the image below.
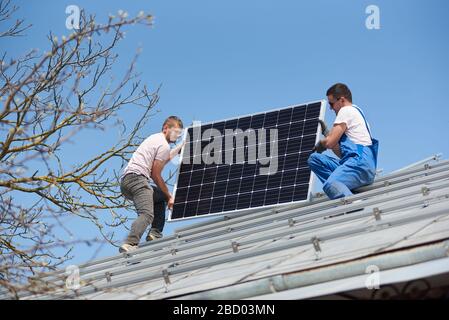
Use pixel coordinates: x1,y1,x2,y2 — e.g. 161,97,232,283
0,2,161,298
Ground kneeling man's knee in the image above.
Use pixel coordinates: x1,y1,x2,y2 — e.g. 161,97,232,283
308,153,322,170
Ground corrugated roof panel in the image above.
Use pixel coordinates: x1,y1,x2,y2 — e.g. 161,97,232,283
5,155,448,300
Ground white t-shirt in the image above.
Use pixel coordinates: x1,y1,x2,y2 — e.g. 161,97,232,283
334,105,372,146
121,132,170,180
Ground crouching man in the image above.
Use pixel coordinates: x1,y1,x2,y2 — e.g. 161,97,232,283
308,83,379,200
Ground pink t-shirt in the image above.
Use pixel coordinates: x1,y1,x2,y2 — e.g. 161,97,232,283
121,132,170,181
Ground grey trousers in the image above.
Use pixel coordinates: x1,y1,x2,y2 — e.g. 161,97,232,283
120,173,167,245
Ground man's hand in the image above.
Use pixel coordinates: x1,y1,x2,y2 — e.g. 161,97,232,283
167,196,174,210
312,140,327,153
169,140,186,161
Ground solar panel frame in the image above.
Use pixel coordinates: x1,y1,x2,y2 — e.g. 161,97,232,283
168,99,326,221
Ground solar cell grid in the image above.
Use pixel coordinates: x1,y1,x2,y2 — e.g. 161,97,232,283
170,100,325,220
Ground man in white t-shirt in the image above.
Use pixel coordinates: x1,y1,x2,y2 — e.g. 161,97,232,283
119,116,185,253
308,83,378,200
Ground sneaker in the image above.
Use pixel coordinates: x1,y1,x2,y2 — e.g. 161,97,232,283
119,243,138,253
146,233,162,242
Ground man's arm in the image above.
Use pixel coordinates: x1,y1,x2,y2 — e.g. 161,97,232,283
317,119,342,157
321,123,346,150
151,159,174,209
331,144,342,158
169,141,185,161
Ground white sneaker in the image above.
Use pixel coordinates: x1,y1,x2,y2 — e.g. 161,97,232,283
119,243,138,253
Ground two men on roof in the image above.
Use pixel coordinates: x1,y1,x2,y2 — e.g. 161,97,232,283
118,84,378,253
308,83,379,200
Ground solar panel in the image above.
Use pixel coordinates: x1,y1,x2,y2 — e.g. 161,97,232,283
169,100,326,221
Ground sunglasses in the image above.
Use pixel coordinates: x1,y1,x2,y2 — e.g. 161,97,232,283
328,97,341,108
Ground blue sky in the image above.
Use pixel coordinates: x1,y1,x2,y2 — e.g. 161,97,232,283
3,0,449,266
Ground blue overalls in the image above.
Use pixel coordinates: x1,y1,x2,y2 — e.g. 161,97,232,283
308,106,379,200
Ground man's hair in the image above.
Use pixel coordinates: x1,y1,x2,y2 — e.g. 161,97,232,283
162,116,183,131
326,83,352,102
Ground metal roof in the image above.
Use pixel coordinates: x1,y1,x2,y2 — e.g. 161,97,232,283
6,154,449,300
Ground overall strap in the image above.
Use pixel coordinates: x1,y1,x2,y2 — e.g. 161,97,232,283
353,105,378,169
353,105,373,139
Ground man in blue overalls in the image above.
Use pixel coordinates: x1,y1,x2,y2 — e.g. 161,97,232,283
308,83,379,200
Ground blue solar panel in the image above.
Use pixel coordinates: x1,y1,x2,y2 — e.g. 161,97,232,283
170,100,325,220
